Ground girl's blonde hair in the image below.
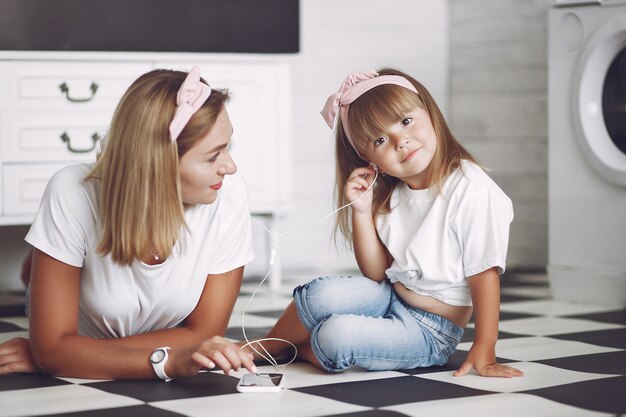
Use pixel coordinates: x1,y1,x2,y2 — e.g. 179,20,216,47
334,67,477,246
87,69,230,265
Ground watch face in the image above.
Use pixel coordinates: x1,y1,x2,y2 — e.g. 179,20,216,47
150,349,166,364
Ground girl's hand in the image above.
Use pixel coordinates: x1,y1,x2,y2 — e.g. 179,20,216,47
0,337,39,375
454,342,524,378
344,166,377,213
170,336,257,378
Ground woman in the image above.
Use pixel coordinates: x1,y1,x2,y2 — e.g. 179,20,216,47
0,67,257,380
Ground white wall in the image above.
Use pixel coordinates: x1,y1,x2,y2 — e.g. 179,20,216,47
273,0,450,275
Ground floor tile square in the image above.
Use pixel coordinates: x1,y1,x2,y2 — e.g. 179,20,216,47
247,309,284,319
292,376,494,407
150,390,370,417
323,411,412,417
502,272,549,284
0,373,69,391
233,293,292,313
0,321,24,332
0,292,26,318
414,361,617,393
240,282,296,298
0,385,143,417
567,310,626,325
0,306,25,318
499,300,622,317
524,375,626,415
536,350,626,375
39,405,188,417
461,326,534,342
382,393,613,417
500,293,542,303
84,371,239,402
227,312,277,329
0,330,28,344
550,328,626,349
468,311,541,325
456,336,621,361
497,317,625,337
225,325,272,341
0,316,29,329
500,286,553,299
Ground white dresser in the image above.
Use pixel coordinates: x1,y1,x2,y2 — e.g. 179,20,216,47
0,51,291,289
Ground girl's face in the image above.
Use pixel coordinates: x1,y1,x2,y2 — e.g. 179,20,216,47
364,106,437,190
179,108,237,205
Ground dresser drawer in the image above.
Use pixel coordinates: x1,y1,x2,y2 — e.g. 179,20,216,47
2,112,107,162
0,61,151,111
2,163,73,215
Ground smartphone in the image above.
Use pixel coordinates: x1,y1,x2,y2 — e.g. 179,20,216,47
236,373,285,393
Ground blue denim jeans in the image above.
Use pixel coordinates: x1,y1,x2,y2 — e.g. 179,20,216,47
293,275,463,373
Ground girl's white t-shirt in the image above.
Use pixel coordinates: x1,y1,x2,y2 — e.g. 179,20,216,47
376,160,513,307
25,163,254,338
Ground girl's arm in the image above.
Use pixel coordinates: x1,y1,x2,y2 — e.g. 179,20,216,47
352,210,391,281
453,267,523,378
27,249,254,380
345,166,391,281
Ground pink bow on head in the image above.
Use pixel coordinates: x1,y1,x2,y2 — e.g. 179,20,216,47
321,71,379,129
169,66,212,142
320,71,419,160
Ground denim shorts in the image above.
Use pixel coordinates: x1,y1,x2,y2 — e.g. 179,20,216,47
293,275,464,373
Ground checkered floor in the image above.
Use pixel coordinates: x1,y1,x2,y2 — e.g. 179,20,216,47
1,271,625,417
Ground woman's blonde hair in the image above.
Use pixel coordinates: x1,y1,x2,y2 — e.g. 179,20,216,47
334,67,477,246
87,69,230,265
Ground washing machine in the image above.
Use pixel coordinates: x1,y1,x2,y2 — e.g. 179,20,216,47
549,0,626,306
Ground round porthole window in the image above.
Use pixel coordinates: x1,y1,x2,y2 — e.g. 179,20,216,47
574,13,626,187
602,47,626,156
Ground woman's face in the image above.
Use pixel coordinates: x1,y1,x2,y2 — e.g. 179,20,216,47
364,106,437,190
179,108,237,205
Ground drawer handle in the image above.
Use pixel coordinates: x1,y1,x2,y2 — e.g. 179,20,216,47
59,82,99,103
60,132,100,153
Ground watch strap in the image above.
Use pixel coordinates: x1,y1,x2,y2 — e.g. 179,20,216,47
150,347,172,382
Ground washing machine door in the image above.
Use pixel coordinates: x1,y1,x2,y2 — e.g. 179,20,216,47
574,12,626,186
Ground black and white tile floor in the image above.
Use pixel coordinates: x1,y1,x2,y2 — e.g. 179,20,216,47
0,271,625,417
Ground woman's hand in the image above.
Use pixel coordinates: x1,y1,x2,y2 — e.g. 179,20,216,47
169,336,257,378
454,341,524,378
344,166,377,213
0,337,39,375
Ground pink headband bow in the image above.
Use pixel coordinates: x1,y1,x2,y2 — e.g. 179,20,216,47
320,71,419,159
169,66,212,142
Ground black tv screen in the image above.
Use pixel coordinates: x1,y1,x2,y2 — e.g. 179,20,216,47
0,0,299,53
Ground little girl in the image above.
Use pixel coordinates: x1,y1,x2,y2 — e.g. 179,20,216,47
260,68,524,378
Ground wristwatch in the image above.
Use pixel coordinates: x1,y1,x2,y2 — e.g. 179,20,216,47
150,347,172,382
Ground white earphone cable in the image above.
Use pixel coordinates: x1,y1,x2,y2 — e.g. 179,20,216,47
231,168,379,372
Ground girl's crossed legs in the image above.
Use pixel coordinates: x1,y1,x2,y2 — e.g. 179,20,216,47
262,275,463,372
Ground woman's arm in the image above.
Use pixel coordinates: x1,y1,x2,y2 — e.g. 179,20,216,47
453,267,523,377
27,249,253,380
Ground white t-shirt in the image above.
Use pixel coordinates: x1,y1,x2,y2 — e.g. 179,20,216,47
376,160,513,306
25,163,254,338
